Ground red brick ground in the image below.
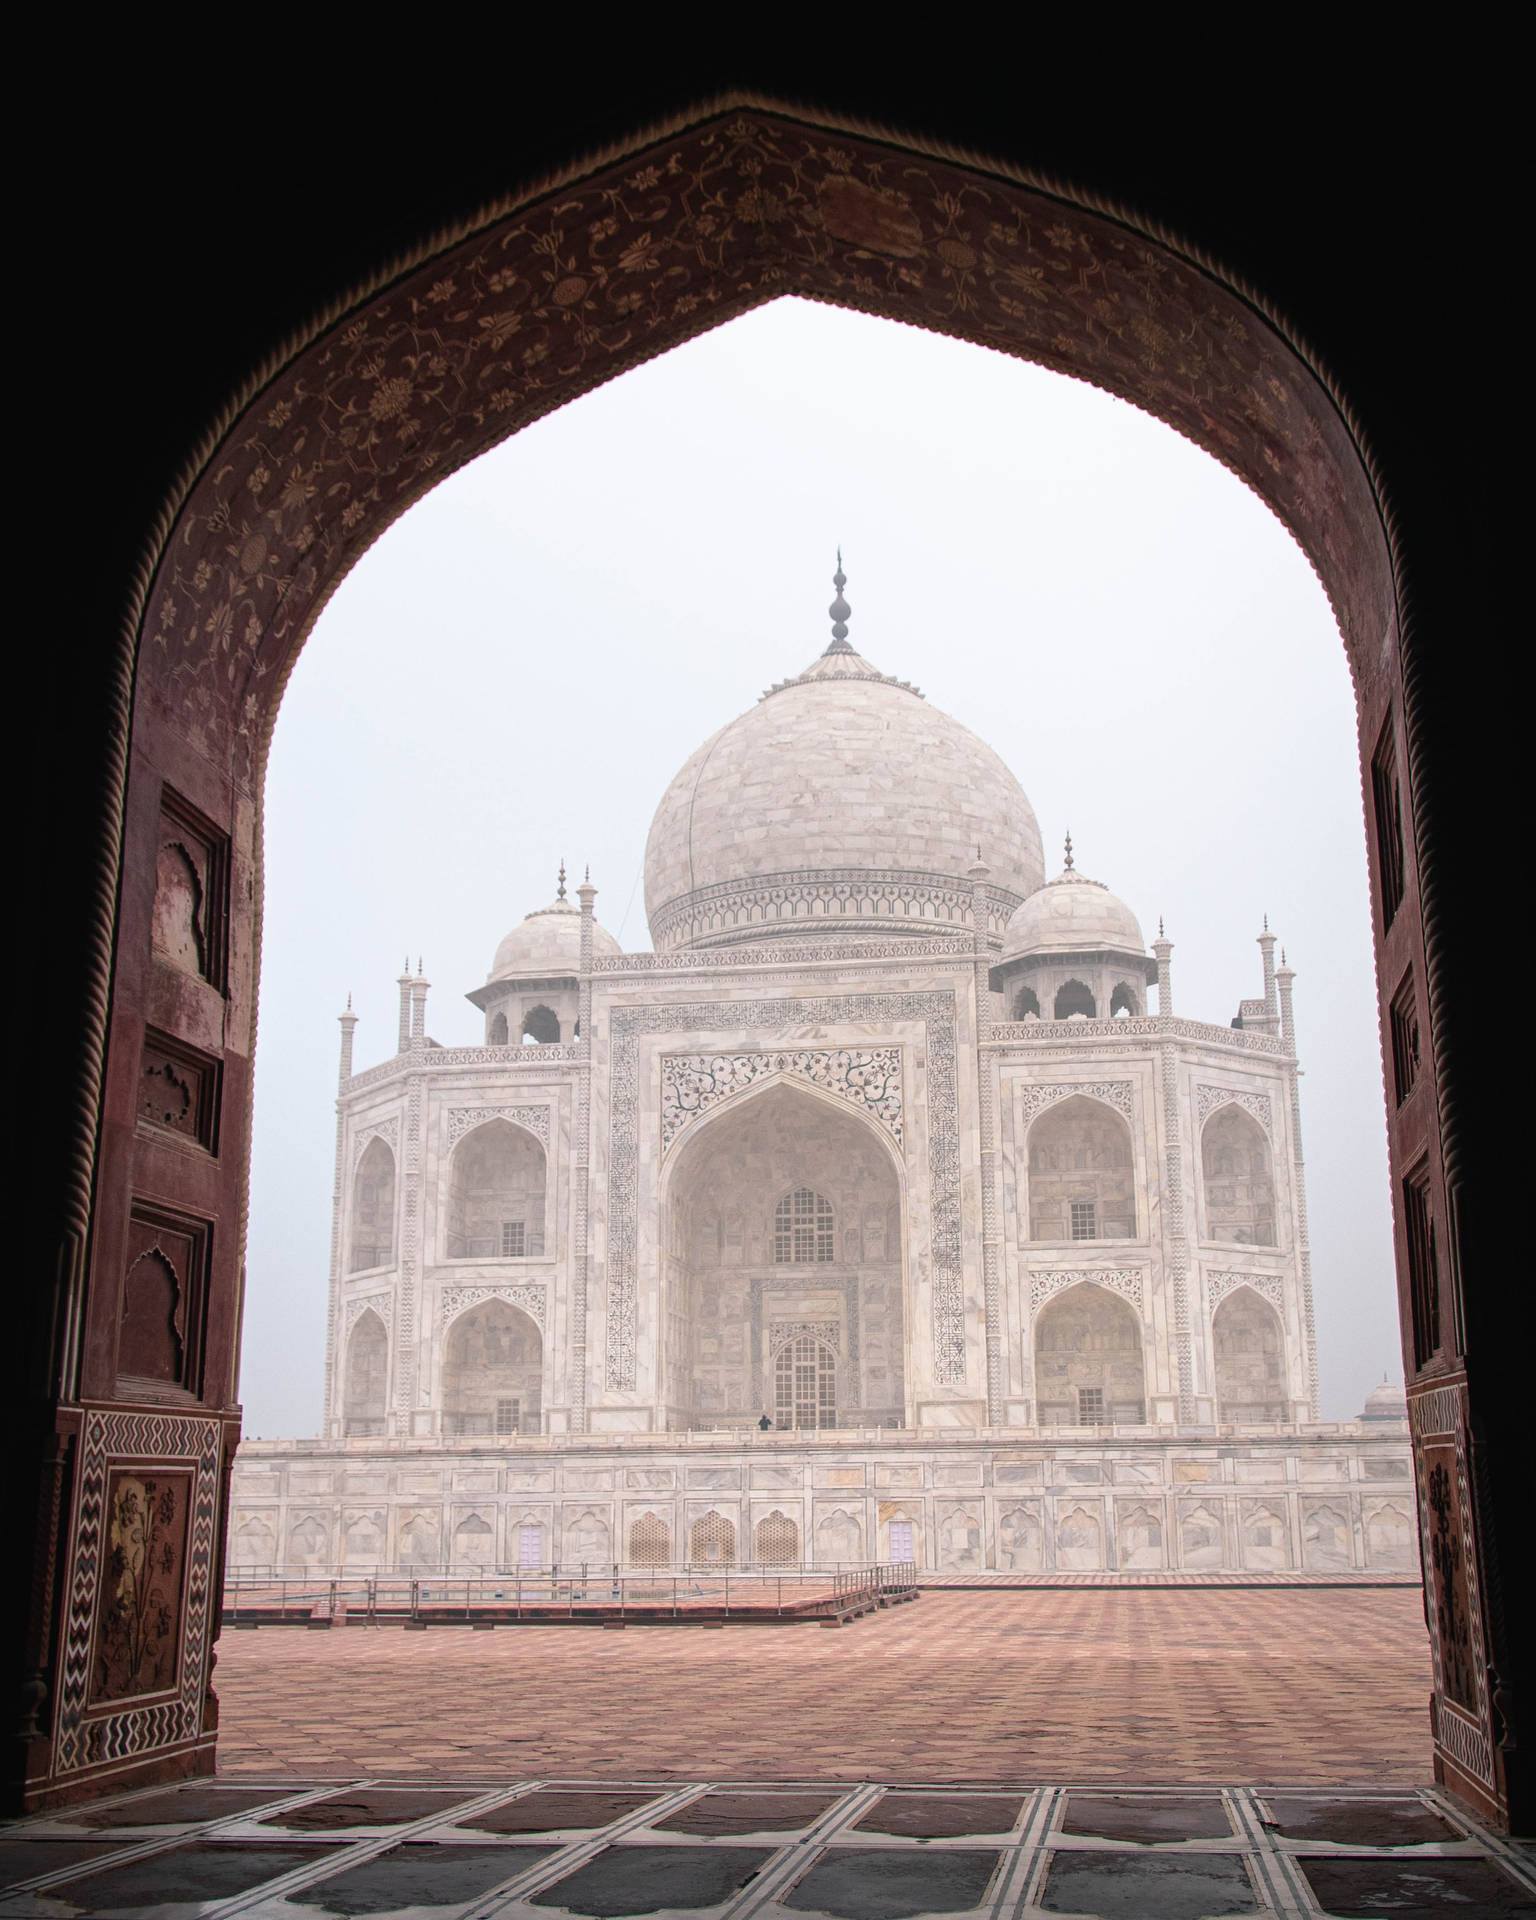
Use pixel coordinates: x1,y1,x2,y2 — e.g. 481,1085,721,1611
214,1589,1432,1786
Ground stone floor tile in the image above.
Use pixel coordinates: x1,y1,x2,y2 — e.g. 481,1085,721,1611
783,1846,1001,1917
290,1840,557,1914
528,1843,774,1914
31,1842,335,1911
1297,1852,1535,1914
1040,1850,1257,1917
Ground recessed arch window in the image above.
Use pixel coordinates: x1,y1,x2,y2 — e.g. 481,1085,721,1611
1034,1282,1146,1426
1027,1095,1136,1241
350,1136,397,1271
1054,979,1097,1019
488,1011,508,1045
755,1511,800,1565
447,1119,546,1259
441,1298,542,1435
343,1308,388,1436
773,1188,834,1264
774,1333,838,1429
1201,1105,1276,1245
1110,982,1140,1017
1013,985,1041,1019
1213,1286,1287,1421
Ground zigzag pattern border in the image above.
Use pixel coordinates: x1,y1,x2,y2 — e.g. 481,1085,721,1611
53,1408,222,1774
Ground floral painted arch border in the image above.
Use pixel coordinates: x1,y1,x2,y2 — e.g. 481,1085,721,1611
135,103,1391,791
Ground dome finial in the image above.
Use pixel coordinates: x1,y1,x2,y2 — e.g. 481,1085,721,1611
557,859,567,902
1063,829,1074,872
825,548,853,654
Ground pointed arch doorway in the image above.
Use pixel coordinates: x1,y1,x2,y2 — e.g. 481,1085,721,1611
22,97,1506,1826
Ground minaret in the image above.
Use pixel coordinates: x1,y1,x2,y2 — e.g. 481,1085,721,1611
409,959,429,1048
824,551,854,655
1275,950,1320,1419
969,855,1003,1425
396,958,413,1055
324,995,357,1436
337,994,358,1083
1258,915,1278,1022
1152,919,1174,1017
570,869,598,1434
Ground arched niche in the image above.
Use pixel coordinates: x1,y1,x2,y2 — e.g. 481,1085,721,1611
1054,979,1096,1019
628,1512,670,1566
343,1308,388,1436
1034,1281,1146,1426
446,1118,546,1260
754,1511,799,1566
1026,1095,1136,1242
1212,1286,1287,1422
1110,982,1140,1017
522,1005,560,1045
1201,1105,1276,1245
689,1511,736,1566
441,1298,543,1436
488,1011,508,1045
660,1080,904,1430
1012,985,1041,1020
350,1136,397,1272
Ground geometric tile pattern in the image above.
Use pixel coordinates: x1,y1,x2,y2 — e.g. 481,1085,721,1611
3,1779,1532,1915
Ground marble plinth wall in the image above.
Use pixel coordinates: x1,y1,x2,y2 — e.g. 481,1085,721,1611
228,1430,1419,1580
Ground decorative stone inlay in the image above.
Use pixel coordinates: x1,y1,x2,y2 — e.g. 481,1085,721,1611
607,993,961,1392
595,936,976,971
350,1116,399,1166
661,1048,902,1154
428,1045,582,1069
343,1294,391,1333
767,1319,842,1357
1206,1270,1283,1313
1016,1081,1134,1128
1029,1269,1145,1314
439,1284,547,1332
446,1104,551,1150
651,870,1020,951
1196,1084,1274,1136
990,1016,1287,1055
53,1410,222,1773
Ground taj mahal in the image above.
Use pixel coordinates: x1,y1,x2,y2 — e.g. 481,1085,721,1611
229,566,1414,1579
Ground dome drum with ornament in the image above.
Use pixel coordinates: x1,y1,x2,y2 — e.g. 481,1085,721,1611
233,562,1413,1583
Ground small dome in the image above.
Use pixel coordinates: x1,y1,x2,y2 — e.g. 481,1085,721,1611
488,895,620,981
1360,1379,1408,1424
1001,863,1147,963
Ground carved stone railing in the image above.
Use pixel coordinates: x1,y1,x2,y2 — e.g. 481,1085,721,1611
986,1015,1289,1056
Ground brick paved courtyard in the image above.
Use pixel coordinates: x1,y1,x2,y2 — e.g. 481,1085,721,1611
214,1589,1433,1786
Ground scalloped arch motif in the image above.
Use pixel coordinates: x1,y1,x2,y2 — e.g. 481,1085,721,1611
136,105,1387,791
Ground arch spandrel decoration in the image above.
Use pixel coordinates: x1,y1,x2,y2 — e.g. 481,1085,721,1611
1196,1086,1274,1138
1029,1269,1146,1315
1206,1270,1283,1313
445,1105,552,1151
661,1047,903,1154
1017,1082,1134,1128
350,1117,400,1168
438,1283,547,1332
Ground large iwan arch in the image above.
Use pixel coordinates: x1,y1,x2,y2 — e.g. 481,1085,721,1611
17,98,1516,1829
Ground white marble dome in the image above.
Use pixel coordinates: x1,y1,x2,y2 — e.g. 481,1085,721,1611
1001,866,1147,962
644,643,1044,949
1360,1380,1409,1424
488,894,620,981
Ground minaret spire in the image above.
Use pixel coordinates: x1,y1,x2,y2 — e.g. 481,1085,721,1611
557,859,567,902
824,549,854,654
1063,830,1074,872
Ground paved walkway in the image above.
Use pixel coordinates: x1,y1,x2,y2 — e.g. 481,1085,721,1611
7,1779,1533,1916
213,1589,1434,1786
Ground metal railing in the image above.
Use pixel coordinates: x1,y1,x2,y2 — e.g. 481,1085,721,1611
223,1563,917,1629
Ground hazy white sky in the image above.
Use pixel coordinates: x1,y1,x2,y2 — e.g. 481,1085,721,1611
244,297,1400,1434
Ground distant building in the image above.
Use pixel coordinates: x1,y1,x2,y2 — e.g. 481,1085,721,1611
231,567,1414,1577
